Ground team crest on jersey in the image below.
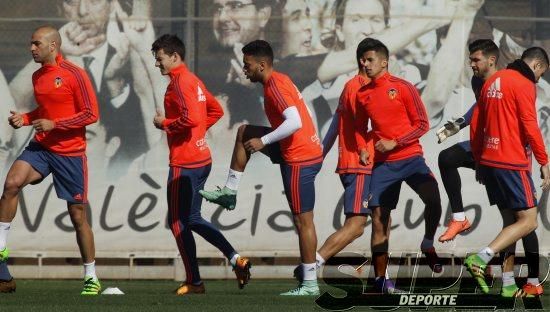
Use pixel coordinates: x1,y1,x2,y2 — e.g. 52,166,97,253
388,88,397,99
54,77,62,88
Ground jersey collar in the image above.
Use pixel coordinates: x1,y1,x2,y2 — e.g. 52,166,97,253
371,71,390,86
41,53,64,70
168,63,188,79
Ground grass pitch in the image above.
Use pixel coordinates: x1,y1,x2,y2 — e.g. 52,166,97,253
1,279,549,311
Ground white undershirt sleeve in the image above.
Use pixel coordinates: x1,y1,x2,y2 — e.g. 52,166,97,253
261,106,302,145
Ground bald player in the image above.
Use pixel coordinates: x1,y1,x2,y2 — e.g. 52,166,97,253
0,26,100,295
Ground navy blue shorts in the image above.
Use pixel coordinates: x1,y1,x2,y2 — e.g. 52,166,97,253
17,142,87,204
369,156,436,209
340,173,372,215
280,161,322,215
478,165,537,209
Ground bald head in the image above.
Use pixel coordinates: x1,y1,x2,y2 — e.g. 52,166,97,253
34,26,62,51
31,26,61,65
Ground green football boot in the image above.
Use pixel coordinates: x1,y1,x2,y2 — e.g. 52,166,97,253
81,276,101,295
199,186,237,210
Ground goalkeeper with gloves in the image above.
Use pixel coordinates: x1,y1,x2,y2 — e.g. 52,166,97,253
438,39,545,298
436,39,497,242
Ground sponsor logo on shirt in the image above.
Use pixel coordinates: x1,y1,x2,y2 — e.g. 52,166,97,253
484,136,500,150
388,88,397,100
486,77,503,99
197,85,206,102
54,77,62,88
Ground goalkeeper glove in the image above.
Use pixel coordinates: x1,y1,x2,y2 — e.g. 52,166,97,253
436,117,465,143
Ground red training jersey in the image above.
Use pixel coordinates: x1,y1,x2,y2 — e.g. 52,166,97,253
470,68,548,169
355,72,429,162
22,54,98,156
263,71,322,164
336,75,374,174
162,64,223,168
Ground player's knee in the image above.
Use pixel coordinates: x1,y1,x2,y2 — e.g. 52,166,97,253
518,215,538,233
347,219,367,238
350,225,365,239
187,217,203,228
293,216,303,231
68,205,87,228
3,176,24,196
70,214,86,229
293,214,313,232
236,124,248,141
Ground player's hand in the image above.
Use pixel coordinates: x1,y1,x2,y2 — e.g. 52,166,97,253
436,117,464,143
8,111,23,129
359,148,371,166
541,164,550,191
32,119,55,132
375,139,397,153
244,138,265,154
153,110,165,129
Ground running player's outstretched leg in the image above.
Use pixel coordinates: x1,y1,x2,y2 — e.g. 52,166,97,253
317,215,367,267
316,173,371,271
